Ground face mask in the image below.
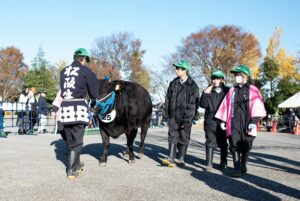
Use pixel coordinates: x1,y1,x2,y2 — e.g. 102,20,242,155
235,75,243,84
215,88,221,94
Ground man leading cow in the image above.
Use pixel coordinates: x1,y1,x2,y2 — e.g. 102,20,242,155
59,48,99,179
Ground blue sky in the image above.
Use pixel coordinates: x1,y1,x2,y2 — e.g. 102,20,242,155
1,0,299,68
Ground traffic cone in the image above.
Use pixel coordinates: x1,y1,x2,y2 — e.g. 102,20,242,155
294,123,300,135
271,120,277,133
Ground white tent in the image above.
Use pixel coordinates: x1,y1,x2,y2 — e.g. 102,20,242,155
278,91,300,108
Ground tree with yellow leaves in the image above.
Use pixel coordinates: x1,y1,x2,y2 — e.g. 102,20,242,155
277,49,299,79
266,27,282,59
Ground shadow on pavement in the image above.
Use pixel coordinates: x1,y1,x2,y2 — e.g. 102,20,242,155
50,139,68,168
140,141,298,200
81,143,126,162
50,139,299,200
250,152,300,175
243,173,300,200
50,139,129,167
190,169,281,201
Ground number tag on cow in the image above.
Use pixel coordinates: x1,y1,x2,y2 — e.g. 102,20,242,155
99,109,116,123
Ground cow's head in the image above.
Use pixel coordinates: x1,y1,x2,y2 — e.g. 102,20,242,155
98,79,114,99
98,79,123,99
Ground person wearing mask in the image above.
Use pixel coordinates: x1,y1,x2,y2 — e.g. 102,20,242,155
163,60,200,167
215,65,266,177
60,48,99,179
200,70,229,172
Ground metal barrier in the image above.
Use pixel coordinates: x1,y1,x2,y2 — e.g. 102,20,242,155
1,102,100,136
2,102,56,135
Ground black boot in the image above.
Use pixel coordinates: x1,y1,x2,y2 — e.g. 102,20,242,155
177,144,188,166
219,148,228,170
67,150,79,179
75,154,84,173
162,143,176,167
231,151,241,177
241,151,250,173
205,147,214,172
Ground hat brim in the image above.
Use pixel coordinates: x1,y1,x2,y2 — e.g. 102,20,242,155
230,69,240,74
211,75,224,79
173,64,188,70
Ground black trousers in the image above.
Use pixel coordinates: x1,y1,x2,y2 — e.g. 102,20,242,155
229,131,255,154
63,124,85,152
205,126,228,149
168,118,192,145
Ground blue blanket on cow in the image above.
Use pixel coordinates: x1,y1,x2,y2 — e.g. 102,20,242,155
96,91,116,119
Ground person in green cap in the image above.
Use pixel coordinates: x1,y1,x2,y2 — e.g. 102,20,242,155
163,60,200,167
58,48,99,179
199,70,229,172
215,65,266,177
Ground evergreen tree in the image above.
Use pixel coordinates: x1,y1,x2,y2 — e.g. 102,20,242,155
24,46,58,101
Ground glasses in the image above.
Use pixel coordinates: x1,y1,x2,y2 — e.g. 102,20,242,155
175,67,186,71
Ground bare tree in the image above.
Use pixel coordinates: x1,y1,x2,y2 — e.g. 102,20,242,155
88,57,121,80
165,25,261,89
91,32,144,80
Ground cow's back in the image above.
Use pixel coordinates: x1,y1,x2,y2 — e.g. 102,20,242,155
114,80,152,123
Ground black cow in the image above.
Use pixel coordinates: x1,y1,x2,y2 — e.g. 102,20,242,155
96,80,152,166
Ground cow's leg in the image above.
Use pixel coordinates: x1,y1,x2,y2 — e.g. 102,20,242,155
99,129,110,167
138,121,150,158
126,128,138,164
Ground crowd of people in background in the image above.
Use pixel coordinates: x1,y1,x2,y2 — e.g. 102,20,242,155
16,86,49,135
150,102,167,128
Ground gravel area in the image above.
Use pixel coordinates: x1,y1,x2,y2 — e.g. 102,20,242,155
0,127,299,201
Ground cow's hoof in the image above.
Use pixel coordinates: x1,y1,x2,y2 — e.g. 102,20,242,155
128,159,135,164
138,153,144,158
99,162,107,167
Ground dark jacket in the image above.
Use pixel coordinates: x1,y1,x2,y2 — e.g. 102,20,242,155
38,96,49,115
200,85,229,132
165,76,200,126
60,60,99,125
60,61,99,100
231,83,260,135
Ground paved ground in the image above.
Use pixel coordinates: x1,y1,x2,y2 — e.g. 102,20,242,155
0,127,300,201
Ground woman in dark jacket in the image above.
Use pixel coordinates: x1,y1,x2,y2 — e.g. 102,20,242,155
200,70,229,172
163,60,200,167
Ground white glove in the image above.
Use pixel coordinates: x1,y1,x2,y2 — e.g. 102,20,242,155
220,122,226,130
248,123,256,130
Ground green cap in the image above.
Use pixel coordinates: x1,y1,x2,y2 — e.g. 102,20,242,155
230,65,251,76
211,70,225,78
173,60,191,71
74,48,90,63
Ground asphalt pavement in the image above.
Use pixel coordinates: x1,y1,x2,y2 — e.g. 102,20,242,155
0,127,299,201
